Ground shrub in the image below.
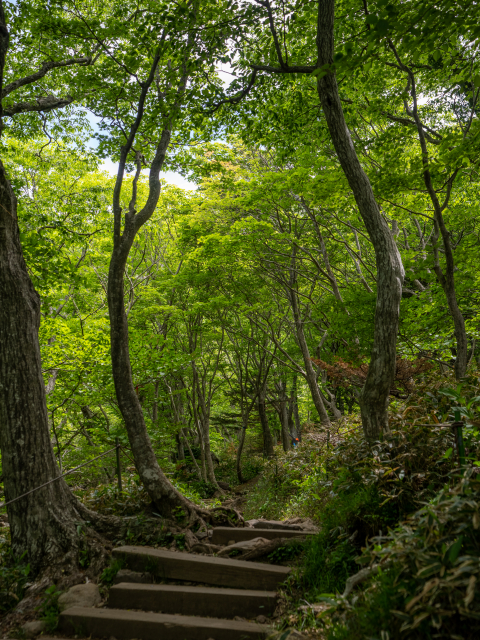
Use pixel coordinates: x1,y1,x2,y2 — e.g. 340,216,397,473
327,471,480,640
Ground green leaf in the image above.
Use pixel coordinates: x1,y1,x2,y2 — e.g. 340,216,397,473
448,536,463,564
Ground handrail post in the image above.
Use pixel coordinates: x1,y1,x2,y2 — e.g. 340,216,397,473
116,437,122,494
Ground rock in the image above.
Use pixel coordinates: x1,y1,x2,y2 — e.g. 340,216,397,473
217,537,270,557
217,481,231,491
256,614,268,624
22,621,46,638
58,582,102,612
246,519,304,531
196,530,208,540
113,569,153,585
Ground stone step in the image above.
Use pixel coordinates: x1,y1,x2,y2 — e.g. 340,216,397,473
108,582,277,618
210,526,313,545
113,545,290,591
59,606,270,640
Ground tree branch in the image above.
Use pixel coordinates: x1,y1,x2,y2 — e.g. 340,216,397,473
2,94,75,117
2,56,91,98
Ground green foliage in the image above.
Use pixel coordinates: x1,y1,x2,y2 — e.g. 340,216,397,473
0,548,30,614
304,536,357,596
268,541,305,564
100,558,124,586
302,485,392,596
37,585,62,633
327,473,480,640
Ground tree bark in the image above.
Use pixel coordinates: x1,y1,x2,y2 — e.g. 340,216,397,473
316,0,404,439
258,389,275,457
191,363,221,490
236,423,247,484
289,288,331,426
108,136,205,519
0,10,109,575
181,428,203,482
275,381,291,452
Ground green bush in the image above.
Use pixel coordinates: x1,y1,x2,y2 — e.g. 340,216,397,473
302,482,398,596
327,472,480,640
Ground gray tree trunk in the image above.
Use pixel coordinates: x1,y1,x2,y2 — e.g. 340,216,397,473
236,421,247,484
258,389,275,457
108,133,202,518
289,289,331,426
275,381,291,452
316,0,404,439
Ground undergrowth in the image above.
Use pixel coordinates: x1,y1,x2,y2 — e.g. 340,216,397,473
0,543,30,615
246,369,480,639
325,471,480,640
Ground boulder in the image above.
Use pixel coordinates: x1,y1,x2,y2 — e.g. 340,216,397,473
217,537,270,557
21,621,46,638
113,569,153,585
217,481,231,491
58,582,101,612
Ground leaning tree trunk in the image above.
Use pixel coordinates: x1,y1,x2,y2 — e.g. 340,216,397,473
316,0,404,440
108,239,203,519
0,159,106,575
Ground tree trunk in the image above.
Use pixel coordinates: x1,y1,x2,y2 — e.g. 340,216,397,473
275,382,291,452
108,239,201,518
175,431,185,460
236,423,247,484
258,391,275,457
289,290,331,426
191,364,221,490
0,156,106,574
181,428,203,482
316,0,404,439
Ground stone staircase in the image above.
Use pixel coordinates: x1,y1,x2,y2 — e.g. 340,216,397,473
57,524,312,640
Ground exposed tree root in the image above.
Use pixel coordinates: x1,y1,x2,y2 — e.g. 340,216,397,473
240,536,306,561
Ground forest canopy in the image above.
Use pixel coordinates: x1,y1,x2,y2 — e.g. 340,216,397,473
1,1,480,639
